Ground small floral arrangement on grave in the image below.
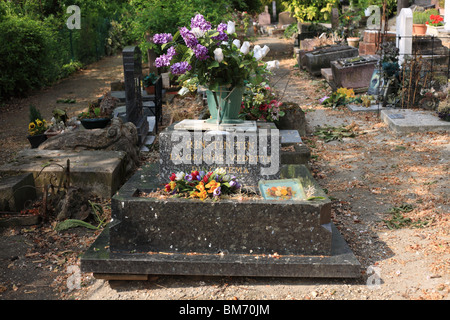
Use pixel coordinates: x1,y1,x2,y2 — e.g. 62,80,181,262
437,98,450,121
320,87,359,108
239,81,285,122
151,14,272,92
28,105,48,136
164,168,242,201
426,14,444,27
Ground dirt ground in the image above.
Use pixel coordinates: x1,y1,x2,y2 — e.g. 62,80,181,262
0,35,449,302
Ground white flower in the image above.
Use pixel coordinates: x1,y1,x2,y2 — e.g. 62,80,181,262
214,48,224,62
191,27,205,38
266,60,280,71
214,167,226,175
240,41,250,55
178,87,190,96
175,172,185,181
232,39,241,49
261,45,270,57
253,49,263,61
253,45,261,53
227,21,235,34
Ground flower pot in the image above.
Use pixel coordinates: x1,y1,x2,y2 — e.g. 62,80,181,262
206,86,244,124
347,37,360,48
426,25,444,36
80,118,111,129
27,134,47,149
413,24,427,35
144,85,155,95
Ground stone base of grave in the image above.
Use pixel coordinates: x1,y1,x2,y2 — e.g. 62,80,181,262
381,109,450,134
80,163,361,279
81,222,360,279
0,149,128,198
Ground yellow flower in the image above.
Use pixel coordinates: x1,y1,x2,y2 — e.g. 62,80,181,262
205,180,220,193
198,190,208,200
28,122,36,130
36,119,43,127
196,181,205,192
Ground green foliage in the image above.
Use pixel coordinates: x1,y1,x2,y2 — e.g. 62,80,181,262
0,16,60,99
283,23,298,38
282,0,338,22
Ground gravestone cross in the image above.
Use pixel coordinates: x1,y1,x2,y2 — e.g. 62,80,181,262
396,8,413,66
123,46,149,145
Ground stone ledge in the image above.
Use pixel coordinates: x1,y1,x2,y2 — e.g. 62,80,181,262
0,149,128,198
381,109,450,134
81,223,361,278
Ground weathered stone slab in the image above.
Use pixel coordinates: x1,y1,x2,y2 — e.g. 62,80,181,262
81,164,361,278
381,109,450,134
0,150,127,198
158,123,281,187
304,45,359,76
0,173,36,212
331,55,379,90
110,163,331,256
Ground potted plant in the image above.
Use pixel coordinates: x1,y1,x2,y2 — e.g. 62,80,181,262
78,102,112,129
413,11,428,35
143,73,159,94
27,105,48,148
339,10,361,47
238,81,285,123
151,14,274,124
426,13,444,35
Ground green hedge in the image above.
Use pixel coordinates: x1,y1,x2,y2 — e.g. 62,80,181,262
0,16,60,99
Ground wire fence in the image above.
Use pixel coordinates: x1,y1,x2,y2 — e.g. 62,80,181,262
373,34,450,110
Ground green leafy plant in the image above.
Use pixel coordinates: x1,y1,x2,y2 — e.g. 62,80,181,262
320,87,360,108
282,0,338,22
413,11,429,24
143,73,159,87
239,81,285,122
78,102,108,119
383,204,432,229
54,201,108,231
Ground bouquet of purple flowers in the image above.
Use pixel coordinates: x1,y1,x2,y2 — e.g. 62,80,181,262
152,14,272,92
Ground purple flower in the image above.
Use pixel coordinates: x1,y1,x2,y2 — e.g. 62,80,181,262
319,96,330,104
194,44,209,60
185,174,193,182
190,14,211,31
154,46,177,68
155,54,171,67
213,186,221,197
153,33,173,44
212,23,228,42
180,27,198,48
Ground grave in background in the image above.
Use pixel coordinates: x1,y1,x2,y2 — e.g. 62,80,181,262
123,46,149,146
331,55,379,91
304,45,359,76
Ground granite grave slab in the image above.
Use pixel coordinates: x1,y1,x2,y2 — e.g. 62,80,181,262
80,163,361,278
304,45,359,76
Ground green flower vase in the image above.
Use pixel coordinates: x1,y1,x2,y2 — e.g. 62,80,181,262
206,86,244,124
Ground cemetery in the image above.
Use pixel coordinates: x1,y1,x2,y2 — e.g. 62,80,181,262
0,0,449,301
